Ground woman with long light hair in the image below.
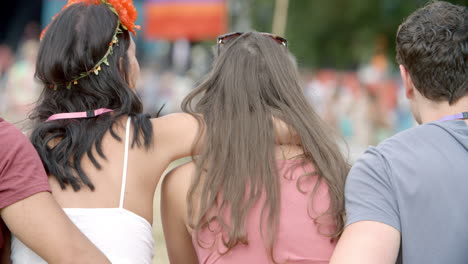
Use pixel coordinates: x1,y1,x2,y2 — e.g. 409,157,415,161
162,32,349,263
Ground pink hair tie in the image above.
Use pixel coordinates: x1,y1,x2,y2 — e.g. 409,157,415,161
46,108,114,122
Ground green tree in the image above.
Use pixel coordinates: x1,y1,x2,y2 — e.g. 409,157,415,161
251,0,468,69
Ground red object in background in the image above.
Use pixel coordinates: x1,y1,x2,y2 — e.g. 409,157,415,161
144,0,227,41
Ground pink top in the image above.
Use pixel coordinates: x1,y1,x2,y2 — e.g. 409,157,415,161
192,160,337,264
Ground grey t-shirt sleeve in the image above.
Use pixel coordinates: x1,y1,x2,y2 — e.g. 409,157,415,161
345,147,401,232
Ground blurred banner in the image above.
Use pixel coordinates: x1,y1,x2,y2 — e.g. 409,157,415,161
41,0,144,33
43,0,144,35
42,0,66,28
144,0,227,41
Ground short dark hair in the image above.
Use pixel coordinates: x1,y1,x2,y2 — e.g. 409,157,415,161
396,1,467,104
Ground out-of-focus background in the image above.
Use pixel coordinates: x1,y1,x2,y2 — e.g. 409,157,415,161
0,0,466,263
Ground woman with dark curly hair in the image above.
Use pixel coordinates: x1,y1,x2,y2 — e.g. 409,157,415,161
9,0,205,263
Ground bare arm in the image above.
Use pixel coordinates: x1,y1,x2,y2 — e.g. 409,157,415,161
1,192,110,264
334,146,402,264
152,113,300,163
330,221,400,264
152,113,202,163
161,162,198,264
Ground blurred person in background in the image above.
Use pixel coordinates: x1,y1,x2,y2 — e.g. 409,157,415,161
137,64,162,115
161,32,349,264
0,117,110,263
0,45,14,78
3,40,41,123
331,1,468,263
340,73,374,151
0,45,14,115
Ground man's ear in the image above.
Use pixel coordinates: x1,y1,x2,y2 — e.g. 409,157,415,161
400,64,414,99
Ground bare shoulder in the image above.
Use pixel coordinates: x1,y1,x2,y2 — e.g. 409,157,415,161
162,161,197,199
151,113,200,131
160,161,199,264
150,113,203,161
161,161,197,228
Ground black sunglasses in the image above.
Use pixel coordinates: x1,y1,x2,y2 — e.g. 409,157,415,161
216,32,288,55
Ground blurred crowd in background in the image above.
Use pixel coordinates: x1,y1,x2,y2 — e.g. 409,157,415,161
0,34,414,157
7,0,463,157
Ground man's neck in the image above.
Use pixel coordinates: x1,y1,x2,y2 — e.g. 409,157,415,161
419,96,468,123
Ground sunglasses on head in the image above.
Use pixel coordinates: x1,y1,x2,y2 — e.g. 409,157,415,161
216,32,288,55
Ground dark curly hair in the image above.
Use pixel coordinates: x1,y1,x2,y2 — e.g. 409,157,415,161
30,3,152,191
396,1,467,104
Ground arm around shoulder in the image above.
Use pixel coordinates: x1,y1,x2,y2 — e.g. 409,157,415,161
0,121,109,263
151,113,299,163
161,162,198,264
330,221,400,264
152,113,202,162
330,148,401,264
1,192,110,264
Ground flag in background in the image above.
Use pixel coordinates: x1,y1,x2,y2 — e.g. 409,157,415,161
144,0,227,41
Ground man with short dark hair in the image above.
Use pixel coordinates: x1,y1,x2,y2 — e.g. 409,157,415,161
330,1,468,263
0,118,110,263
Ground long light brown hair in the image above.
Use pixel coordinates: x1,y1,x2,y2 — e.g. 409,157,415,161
182,32,349,258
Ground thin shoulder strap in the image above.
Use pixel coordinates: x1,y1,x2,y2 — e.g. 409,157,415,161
119,117,131,209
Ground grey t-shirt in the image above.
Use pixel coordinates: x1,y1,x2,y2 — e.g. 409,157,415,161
345,120,468,264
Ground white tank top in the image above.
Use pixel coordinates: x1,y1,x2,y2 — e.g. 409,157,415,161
10,117,154,263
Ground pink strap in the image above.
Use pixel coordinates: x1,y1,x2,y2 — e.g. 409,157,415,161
46,108,113,121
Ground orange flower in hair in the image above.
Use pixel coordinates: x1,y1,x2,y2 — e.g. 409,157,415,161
42,0,140,90
106,0,140,35
41,0,140,38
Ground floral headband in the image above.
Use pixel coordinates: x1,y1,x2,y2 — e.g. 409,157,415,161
42,0,140,90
